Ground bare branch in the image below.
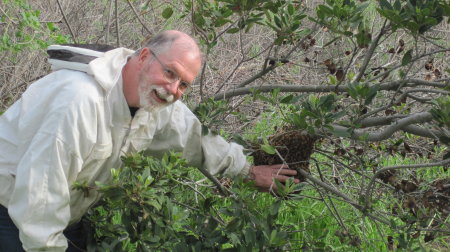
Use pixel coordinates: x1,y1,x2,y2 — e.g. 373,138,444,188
353,20,388,82
105,0,114,44
402,125,444,139
0,4,17,25
56,0,77,43
212,78,447,100
126,0,152,34
295,167,390,225
366,48,450,83
196,167,232,197
115,0,120,47
330,112,438,141
235,28,316,89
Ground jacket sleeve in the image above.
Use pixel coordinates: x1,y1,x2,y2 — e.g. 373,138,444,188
145,101,250,178
8,132,83,251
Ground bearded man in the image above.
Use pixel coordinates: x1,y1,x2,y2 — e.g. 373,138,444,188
0,30,297,251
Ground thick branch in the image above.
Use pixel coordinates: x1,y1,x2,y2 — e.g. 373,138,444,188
330,112,437,141
402,125,443,139
359,115,407,127
212,79,447,100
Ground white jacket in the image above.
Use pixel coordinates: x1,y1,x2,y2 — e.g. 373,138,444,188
0,46,248,251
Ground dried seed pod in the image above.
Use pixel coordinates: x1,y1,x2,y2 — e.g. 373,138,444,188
425,60,433,70
434,69,441,78
335,68,345,81
324,59,337,74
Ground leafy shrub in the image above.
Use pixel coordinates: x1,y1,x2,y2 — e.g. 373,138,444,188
82,152,295,251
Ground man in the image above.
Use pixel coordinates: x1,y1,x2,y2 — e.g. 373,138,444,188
0,30,298,251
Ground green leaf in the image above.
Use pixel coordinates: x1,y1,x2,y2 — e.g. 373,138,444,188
288,4,294,16
201,125,209,136
161,7,173,19
227,27,240,33
379,0,393,10
261,144,276,155
356,2,370,13
365,84,380,105
393,0,401,10
328,75,337,85
331,127,352,137
269,200,282,216
402,49,413,66
280,94,294,104
46,22,56,31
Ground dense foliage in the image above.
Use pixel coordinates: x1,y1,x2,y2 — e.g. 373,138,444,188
81,153,298,251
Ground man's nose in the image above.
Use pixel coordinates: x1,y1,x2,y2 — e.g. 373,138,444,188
165,80,181,99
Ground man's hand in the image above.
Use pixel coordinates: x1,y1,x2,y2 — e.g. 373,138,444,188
247,164,299,192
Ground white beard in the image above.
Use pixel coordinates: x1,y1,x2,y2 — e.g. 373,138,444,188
138,81,175,112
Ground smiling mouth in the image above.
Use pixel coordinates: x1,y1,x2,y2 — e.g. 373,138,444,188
152,90,167,103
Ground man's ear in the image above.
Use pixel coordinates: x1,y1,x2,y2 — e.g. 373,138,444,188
137,47,151,65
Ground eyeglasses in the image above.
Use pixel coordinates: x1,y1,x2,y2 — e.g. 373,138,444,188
150,50,191,94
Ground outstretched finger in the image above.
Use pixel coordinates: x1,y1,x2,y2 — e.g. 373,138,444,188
273,168,297,176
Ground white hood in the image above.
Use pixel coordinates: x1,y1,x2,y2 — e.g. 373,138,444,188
47,44,134,93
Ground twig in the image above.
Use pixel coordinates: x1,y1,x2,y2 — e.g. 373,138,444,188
353,20,388,82
115,0,120,47
312,160,349,232
272,148,388,224
55,0,77,43
196,167,232,197
366,48,450,83
126,0,152,34
0,20,62,25
105,0,114,44
332,112,437,141
0,5,17,25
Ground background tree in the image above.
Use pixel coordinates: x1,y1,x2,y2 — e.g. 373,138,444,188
1,0,449,250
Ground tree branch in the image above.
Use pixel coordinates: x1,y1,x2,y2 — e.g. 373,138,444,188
105,0,113,44
353,20,388,82
212,79,447,100
115,0,120,47
295,166,390,225
126,0,152,34
196,167,232,197
330,112,438,141
55,0,77,43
